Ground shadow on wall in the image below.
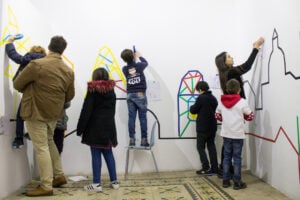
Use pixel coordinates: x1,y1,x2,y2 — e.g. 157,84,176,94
248,110,273,182
260,111,273,182
144,65,177,139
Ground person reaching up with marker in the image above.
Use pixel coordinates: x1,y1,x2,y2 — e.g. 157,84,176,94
215,37,264,99
215,37,264,178
121,48,149,147
5,35,46,149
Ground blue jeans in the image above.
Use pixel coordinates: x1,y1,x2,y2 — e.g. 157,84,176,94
223,137,244,182
16,104,24,139
90,147,117,184
127,92,148,139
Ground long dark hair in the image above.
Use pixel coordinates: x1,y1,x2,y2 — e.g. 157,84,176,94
215,51,229,94
92,68,109,81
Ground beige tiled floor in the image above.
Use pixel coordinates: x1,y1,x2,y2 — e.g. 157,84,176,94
4,170,291,200
207,170,291,200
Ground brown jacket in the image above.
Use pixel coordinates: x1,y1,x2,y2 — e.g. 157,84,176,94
13,52,75,122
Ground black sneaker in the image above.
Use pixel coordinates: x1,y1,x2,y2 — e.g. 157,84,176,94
141,138,149,147
223,179,231,188
233,181,247,190
196,168,216,175
12,137,24,149
205,169,217,176
129,138,135,146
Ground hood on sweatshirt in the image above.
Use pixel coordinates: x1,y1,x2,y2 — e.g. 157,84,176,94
87,80,115,93
220,94,241,108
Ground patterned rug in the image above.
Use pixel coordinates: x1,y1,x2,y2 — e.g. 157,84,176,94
6,171,234,200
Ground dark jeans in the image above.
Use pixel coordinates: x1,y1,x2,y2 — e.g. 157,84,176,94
16,104,24,139
220,145,234,174
223,137,244,182
127,92,148,139
90,147,117,184
197,132,218,172
54,128,65,154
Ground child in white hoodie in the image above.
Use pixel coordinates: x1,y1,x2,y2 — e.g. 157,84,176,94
215,79,254,190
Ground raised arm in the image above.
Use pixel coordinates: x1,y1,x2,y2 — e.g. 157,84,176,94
230,37,265,76
134,51,148,70
5,37,24,64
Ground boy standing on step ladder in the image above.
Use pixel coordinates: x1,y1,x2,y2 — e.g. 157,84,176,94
121,48,149,147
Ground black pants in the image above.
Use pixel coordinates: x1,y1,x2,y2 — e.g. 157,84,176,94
16,104,24,139
54,128,65,154
197,132,218,172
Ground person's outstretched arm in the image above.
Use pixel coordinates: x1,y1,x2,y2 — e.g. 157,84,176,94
5,36,24,64
134,51,148,70
232,37,265,76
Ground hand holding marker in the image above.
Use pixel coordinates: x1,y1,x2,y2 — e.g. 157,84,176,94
3,33,24,42
133,45,136,53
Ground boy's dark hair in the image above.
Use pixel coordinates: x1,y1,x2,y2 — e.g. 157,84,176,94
195,81,209,92
92,68,109,81
226,79,240,94
121,49,134,64
48,36,67,54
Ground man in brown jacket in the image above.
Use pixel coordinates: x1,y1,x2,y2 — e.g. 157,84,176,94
13,36,75,197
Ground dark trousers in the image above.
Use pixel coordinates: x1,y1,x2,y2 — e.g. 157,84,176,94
53,128,65,154
197,132,218,172
16,104,24,139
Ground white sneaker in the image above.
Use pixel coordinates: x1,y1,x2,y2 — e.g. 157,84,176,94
111,181,120,189
84,183,102,192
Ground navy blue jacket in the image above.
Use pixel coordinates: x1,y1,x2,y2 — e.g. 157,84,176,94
122,57,148,93
190,91,218,134
5,43,45,80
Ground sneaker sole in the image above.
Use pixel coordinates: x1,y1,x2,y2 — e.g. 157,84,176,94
112,185,119,189
204,173,217,176
13,145,24,149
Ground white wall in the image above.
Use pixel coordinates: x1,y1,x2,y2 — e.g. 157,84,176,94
233,1,300,199
0,0,299,199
